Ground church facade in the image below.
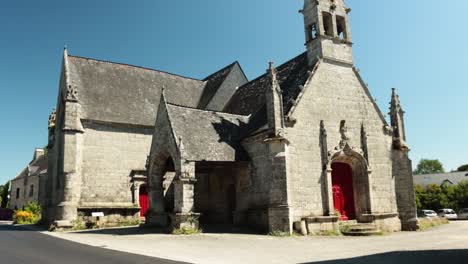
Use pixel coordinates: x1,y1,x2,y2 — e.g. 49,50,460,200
146,0,417,233
45,0,417,233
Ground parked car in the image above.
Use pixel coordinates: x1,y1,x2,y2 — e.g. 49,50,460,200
458,208,468,220
437,209,458,220
418,210,437,218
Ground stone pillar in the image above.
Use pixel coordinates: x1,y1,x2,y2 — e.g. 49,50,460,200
393,149,418,230
171,161,200,230
324,165,334,216
266,139,292,233
146,169,170,227
55,93,84,227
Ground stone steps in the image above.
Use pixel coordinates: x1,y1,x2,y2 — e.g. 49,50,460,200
341,223,382,236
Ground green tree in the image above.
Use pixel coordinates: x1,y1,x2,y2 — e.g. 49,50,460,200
0,181,10,208
413,159,445,175
457,164,468,172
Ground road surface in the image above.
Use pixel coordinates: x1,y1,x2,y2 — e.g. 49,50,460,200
0,222,187,264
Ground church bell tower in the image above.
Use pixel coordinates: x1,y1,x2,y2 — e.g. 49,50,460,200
301,0,353,66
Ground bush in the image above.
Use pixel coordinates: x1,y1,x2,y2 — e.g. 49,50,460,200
14,211,35,224
13,202,42,224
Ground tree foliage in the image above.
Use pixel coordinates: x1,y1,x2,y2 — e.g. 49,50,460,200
0,182,9,208
413,159,445,175
415,180,468,211
457,164,468,172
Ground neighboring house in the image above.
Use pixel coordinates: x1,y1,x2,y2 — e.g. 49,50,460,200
414,172,468,188
44,45,247,226
145,0,417,234
9,149,48,210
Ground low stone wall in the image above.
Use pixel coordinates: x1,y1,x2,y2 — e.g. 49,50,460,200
78,207,140,225
294,216,340,235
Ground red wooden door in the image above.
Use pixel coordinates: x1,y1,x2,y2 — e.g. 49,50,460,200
139,185,149,218
331,163,356,220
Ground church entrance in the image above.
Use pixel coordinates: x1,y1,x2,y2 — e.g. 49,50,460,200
331,162,356,220
139,185,149,218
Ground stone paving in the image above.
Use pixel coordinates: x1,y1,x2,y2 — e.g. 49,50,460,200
43,221,468,264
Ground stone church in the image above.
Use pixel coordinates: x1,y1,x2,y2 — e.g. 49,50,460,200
45,0,417,233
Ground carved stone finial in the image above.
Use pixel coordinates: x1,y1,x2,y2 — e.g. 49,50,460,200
389,88,409,150
178,136,185,154
265,61,285,137
48,109,56,129
65,85,79,102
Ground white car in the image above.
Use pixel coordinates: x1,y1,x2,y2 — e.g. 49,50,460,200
437,209,458,220
418,210,437,218
458,208,468,220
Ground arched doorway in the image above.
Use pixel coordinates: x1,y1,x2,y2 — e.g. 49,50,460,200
139,185,149,218
331,162,356,220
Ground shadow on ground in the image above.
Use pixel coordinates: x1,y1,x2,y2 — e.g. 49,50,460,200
67,224,262,236
300,250,468,264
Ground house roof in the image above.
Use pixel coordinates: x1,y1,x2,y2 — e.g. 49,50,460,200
224,52,312,116
166,103,250,162
13,155,48,181
414,172,468,187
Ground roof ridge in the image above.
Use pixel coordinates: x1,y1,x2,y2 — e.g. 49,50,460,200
166,102,249,118
68,54,204,82
202,61,238,81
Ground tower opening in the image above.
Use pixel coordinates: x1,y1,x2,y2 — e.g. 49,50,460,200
322,12,334,37
307,23,318,42
336,15,347,40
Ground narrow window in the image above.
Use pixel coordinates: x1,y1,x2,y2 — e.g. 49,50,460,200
307,23,318,42
336,15,347,40
29,185,34,197
322,12,334,37
16,188,20,199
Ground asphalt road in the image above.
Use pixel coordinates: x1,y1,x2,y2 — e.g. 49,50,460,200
0,222,188,264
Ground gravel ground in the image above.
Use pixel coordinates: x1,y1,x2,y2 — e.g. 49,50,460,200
44,221,468,264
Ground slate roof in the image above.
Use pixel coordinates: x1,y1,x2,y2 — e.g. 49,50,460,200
197,62,239,109
224,52,311,116
67,56,207,126
414,172,468,187
166,103,250,162
13,155,48,180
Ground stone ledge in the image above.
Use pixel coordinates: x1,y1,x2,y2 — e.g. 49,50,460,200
360,213,398,222
304,216,339,224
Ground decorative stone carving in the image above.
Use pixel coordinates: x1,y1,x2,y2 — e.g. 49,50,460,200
339,120,350,149
48,109,56,129
65,85,78,102
319,120,329,170
361,123,369,163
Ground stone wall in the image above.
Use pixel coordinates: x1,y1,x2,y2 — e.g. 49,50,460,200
285,61,398,222
80,121,153,209
9,174,41,210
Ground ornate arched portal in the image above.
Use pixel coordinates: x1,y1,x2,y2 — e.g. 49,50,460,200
327,144,373,221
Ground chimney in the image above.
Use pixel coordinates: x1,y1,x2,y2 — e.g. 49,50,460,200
33,148,45,161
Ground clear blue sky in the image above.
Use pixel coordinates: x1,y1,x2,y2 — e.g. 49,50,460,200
1,0,467,184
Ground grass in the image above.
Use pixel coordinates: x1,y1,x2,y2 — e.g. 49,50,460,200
417,217,449,231
172,226,203,235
